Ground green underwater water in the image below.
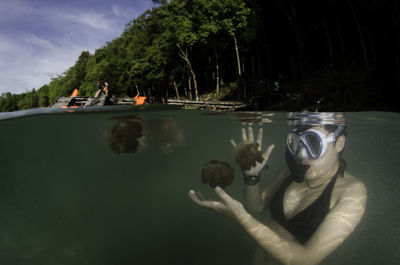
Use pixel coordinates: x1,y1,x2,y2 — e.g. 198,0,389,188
0,105,399,265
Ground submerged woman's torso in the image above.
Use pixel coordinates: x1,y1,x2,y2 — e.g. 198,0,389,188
253,171,359,264
270,171,359,243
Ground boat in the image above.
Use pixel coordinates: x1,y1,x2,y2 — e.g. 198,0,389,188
49,96,110,108
49,94,146,108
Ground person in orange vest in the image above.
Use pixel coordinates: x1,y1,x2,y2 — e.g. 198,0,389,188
134,94,147,105
103,82,110,97
94,81,103,98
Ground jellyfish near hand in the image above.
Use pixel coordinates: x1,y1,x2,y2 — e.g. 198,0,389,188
201,160,235,189
235,143,264,171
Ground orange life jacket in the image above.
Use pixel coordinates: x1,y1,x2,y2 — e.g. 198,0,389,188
70,88,78,98
134,95,147,105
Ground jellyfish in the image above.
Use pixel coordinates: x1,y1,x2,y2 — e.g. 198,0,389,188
201,160,235,189
235,143,264,171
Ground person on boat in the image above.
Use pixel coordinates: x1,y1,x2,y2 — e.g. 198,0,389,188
133,94,147,105
103,82,110,97
188,114,367,265
94,81,103,98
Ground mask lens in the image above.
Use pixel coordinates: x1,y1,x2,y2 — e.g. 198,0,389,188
303,133,322,158
287,133,300,155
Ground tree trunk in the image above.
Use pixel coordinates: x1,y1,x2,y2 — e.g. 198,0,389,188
214,46,220,95
135,84,140,95
173,80,180,99
350,5,369,69
182,73,188,98
232,32,242,77
257,47,262,80
177,44,199,100
349,3,372,97
336,23,345,56
242,61,247,98
188,74,192,100
366,27,376,66
149,85,153,103
188,61,198,101
251,56,256,80
276,0,306,74
320,6,334,65
232,32,247,98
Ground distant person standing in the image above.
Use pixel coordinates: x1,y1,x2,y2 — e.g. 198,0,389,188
103,82,110,97
94,81,103,98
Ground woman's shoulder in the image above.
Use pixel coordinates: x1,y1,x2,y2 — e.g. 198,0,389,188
336,171,367,199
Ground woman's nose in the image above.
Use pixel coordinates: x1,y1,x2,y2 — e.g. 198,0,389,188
296,142,309,159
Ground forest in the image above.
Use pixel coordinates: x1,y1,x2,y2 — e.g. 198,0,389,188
1,0,399,112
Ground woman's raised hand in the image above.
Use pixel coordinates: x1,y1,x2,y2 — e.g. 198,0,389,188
230,127,275,177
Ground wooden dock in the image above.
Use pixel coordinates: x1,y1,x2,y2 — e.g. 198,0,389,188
49,96,249,111
166,99,248,111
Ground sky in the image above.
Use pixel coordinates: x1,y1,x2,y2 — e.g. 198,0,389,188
0,0,154,95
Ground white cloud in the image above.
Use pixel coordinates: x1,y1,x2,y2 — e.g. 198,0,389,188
0,0,153,94
61,11,115,31
23,34,56,50
0,34,83,93
0,0,35,23
111,4,141,19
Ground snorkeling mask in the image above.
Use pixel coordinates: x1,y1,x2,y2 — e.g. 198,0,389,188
286,126,344,160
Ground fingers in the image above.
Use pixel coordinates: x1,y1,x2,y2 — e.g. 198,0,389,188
263,144,275,160
256,128,263,150
188,190,210,207
196,191,207,201
188,190,201,203
215,186,231,202
241,128,248,141
188,190,228,215
260,144,275,168
234,127,266,152
248,127,254,142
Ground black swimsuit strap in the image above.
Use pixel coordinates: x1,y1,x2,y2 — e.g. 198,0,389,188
270,169,340,244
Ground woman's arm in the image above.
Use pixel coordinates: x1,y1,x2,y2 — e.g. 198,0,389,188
243,166,289,213
238,181,366,265
231,127,281,213
189,180,367,265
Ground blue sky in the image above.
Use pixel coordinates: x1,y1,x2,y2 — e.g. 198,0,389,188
0,0,154,94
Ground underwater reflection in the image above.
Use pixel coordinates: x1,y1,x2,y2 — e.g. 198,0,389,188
108,115,186,154
109,116,144,154
157,119,186,154
233,112,274,125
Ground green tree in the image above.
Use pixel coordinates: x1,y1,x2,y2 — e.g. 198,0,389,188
0,92,19,112
157,0,202,100
38,85,50,107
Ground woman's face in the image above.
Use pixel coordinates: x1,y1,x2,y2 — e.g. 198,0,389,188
296,126,344,181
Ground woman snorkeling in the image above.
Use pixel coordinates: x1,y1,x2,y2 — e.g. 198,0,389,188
189,113,367,265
